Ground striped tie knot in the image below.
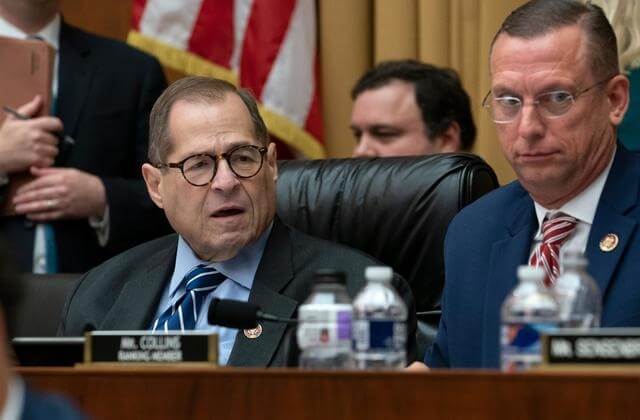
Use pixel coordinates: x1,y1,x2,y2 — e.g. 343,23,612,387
530,214,578,286
541,215,577,245
152,264,226,333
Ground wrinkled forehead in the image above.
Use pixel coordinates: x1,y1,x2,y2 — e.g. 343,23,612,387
166,95,257,154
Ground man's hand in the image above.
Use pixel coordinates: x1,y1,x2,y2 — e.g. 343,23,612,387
13,167,107,221
0,96,62,173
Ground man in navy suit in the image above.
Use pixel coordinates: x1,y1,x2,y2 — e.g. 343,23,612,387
422,0,638,369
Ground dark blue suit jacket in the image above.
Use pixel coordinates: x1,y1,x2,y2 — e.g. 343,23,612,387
22,387,85,420
425,145,640,368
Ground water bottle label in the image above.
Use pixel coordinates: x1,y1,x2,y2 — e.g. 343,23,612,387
353,320,406,351
297,304,352,349
501,322,557,370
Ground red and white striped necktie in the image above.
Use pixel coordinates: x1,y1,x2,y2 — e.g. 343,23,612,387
529,214,578,286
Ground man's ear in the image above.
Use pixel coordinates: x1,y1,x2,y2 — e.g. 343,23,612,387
433,121,462,153
141,163,164,209
266,142,278,182
607,74,630,126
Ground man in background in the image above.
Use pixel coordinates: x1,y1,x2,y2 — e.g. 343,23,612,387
0,0,169,273
350,59,476,157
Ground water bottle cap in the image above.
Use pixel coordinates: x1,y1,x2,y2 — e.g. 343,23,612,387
365,266,393,282
517,265,545,282
313,269,347,285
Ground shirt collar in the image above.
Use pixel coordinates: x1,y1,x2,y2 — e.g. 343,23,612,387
0,13,60,51
170,222,274,297
533,146,616,230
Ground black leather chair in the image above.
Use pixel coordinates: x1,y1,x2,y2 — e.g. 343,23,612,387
15,273,80,337
277,154,499,355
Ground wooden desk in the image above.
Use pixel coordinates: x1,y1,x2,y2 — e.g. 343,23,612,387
17,367,640,420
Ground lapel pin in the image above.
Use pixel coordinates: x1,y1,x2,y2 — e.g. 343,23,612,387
244,323,262,339
599,233,619,252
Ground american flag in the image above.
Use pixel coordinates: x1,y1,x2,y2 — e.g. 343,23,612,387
128,0,324,158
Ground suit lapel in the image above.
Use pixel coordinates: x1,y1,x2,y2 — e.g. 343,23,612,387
100,238,178,330
481,189,536,367
56,20,93,163
586,147,639,297
227,219,297,367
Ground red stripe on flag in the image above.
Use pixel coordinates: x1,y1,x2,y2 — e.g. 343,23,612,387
188,0,235,68
240,0,296,98
131,0,148,30
304,57,323,142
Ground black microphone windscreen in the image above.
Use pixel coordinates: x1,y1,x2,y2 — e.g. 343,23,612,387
208,298,260,329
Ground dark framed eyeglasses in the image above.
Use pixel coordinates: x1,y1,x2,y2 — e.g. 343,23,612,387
156,144,268,186
482,75,617,124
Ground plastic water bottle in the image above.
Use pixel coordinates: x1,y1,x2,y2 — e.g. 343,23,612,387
500,265,560,372
554,250,601,328
353,266,407,369
297,269,354,369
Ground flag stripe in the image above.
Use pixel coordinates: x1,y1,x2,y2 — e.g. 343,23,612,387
261,0,315,125
230,0,254,73
303,57,323,139
188,0,235,67
139,0,204,49
131,0,148,30
239,0,296,98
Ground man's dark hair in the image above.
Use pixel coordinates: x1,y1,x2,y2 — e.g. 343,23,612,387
492,0,619,80
351,59,476,151
148,76,268,164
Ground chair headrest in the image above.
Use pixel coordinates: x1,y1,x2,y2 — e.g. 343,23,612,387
276,153,498,312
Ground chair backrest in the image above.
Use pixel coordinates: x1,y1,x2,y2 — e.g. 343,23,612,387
14,273,80,337
276,154,499,313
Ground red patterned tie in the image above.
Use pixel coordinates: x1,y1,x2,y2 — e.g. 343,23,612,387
529,214,578,287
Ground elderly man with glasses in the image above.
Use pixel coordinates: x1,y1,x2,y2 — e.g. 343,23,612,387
59,76,417,367
413,0,640,370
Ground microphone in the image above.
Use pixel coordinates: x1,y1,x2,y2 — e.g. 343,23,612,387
207,298,297,329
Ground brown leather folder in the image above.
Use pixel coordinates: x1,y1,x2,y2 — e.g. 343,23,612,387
0,36,55,216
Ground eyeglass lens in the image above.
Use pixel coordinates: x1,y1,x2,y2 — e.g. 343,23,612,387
182,146,263,185
490,91,575,122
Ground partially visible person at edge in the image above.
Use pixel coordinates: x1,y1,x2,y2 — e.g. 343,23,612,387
0,0,170,273
0,243,86,418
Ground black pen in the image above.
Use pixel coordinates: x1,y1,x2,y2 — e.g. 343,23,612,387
2,105,75,146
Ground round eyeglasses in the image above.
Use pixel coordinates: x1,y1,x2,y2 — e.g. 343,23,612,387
156,144,268,186
482,75,616,124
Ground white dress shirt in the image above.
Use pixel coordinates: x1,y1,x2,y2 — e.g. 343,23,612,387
529,148,616,261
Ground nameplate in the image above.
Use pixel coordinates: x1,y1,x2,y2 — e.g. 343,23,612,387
84,331,218,364
542,329,640,366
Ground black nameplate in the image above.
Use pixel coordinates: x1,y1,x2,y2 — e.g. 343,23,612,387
13,337,85,366
543,328,640,365
85,331,218,364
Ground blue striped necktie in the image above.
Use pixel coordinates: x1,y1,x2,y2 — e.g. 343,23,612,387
152,265,226,332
